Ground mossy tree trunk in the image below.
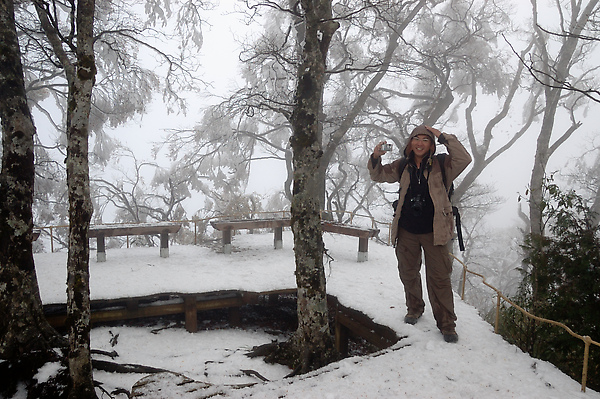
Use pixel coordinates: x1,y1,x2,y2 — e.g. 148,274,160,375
36,1,98,397
289,0,340,373
0,0,64,362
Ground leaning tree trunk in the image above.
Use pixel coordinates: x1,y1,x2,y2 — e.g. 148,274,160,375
288,0,339,373
36,0,98,397
0,0,63,362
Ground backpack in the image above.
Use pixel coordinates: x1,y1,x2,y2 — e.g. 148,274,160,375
392,153,465,251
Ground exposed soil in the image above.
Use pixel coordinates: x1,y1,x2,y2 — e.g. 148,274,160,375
9,295,382,398
111,293,379,358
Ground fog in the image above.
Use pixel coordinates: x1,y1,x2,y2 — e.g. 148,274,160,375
28,0,600,286
96,1,598,230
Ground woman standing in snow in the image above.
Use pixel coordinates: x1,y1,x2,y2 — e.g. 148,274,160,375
367,125,471,343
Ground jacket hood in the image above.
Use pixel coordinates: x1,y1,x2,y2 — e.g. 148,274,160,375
403,125,436,157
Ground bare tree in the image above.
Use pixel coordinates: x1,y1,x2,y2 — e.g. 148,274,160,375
526,0,600,237
161,1,432,207
248,0,342,373
14,0,206,228
0,0,65,378
288,0,340,372
92,148,189,224
164,1,525,222
35,0,98,396
515,20,600,103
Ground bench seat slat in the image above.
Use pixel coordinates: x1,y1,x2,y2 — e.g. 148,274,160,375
89,222,181,238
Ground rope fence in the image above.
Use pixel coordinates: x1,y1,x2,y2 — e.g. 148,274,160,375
452,253,600,392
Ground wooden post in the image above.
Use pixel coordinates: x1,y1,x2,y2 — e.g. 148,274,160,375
194,220,197,246
460,265,467,300
160,230,169,258
357,236,369,262
96,234,106,262
274,226,283,249
222,228,232,254
335,311,349,356
495,293,501,334
184,295,198,333
581,336,591,392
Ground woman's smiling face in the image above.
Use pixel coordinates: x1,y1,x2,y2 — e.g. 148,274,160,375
409,134,434,159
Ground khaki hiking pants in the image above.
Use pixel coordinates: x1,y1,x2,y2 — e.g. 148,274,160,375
395,228,457,333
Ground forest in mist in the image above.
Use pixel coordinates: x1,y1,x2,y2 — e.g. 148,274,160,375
23,0,600,299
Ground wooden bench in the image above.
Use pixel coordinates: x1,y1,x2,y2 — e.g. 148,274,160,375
321,221,379,262
89,222,182,262
210,218,378,262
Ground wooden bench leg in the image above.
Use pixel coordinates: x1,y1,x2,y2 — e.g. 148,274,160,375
358,236,369,262
274,226,283,249
160,231,169,258
222,228,232,254
96,234,106,262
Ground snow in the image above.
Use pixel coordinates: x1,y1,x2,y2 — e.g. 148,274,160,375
34,231,599,398
34,362,62,384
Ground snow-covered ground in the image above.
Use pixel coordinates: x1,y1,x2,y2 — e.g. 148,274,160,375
34,230,599,398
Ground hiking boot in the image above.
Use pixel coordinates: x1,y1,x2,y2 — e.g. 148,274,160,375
442,331,459,343
404,314,421,325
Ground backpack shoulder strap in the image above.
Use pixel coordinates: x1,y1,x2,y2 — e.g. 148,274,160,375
436,153,454,199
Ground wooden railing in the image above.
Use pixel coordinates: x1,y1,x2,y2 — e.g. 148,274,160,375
454,253,600,392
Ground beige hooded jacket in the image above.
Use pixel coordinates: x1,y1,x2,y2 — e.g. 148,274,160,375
368,127,472,246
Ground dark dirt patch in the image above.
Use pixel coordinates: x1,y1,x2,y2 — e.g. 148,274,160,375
100,293,379,358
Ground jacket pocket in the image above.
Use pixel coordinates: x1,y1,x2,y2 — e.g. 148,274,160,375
442,206,454,232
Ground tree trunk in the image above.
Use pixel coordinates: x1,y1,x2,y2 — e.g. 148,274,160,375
36,0,98,396
65,1,97,396
590,153,600,227
289,0,339,373
528,0,599,237
0,0,63,361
